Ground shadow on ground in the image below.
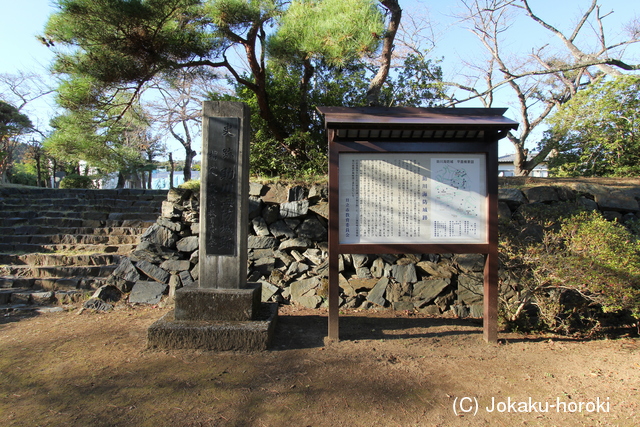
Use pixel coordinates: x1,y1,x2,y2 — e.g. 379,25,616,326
0,309,41,326
271,311,488,350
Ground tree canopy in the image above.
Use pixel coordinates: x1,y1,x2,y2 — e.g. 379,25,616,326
41,0,403,176
547,74,640,177
451,0,640,176
32,0,640,180
267,0,383,66
45,76,162,182
228,52,444,176
46,0,214,87
0,100,33,182
0,101,32,142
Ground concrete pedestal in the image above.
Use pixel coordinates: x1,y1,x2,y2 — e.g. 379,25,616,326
148,283,278,351
174,285,261,321
148,302,278,351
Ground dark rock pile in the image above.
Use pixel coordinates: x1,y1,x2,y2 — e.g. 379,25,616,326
97,183,488,317
102,180,640,317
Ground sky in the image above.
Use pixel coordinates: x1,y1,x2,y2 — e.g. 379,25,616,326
0,0,54,73
1,0,639,159
0,0,58,128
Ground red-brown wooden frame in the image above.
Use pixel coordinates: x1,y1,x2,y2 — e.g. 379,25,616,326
322,108,515,344
318,107,518,342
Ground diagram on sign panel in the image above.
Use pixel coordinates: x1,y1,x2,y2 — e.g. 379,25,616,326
433,163,479,218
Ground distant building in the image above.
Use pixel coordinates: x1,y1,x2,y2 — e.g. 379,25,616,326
498,153,549,177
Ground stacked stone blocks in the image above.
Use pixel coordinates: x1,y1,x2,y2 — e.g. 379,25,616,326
0,187,167,307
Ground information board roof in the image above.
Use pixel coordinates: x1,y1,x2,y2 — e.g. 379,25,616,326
317,107,518,140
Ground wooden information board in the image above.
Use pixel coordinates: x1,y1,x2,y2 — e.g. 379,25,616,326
319,106,519,344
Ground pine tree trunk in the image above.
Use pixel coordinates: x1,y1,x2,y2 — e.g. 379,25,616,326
366,0,402,106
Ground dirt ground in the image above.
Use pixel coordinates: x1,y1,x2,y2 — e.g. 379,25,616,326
0,304,638,427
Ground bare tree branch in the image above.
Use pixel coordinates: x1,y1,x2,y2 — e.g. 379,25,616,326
451,0,640,176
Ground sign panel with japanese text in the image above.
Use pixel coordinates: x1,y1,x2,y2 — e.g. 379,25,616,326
338,153,486,244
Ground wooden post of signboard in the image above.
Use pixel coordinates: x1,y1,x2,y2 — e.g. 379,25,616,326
484,136,499,343
328,128,340,341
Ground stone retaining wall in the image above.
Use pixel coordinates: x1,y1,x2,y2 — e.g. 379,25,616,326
108,181,640,316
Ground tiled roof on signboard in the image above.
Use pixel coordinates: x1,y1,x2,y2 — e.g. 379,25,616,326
317,107,518,140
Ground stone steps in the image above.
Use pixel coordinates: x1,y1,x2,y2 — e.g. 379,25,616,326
0,274,111,292
0,243,137,254
0,226,147,236
0,253,119,267
1,197,165,206
1,210,158,220
6,234,139,245
0,287,93,309
2,198,163,207
0,222,155,236
0,188,166,301
0,263,117,291
2,216,158,227
1,264,117,279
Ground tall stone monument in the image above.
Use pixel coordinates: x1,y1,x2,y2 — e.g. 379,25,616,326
198,102,249,289
148,101,277,351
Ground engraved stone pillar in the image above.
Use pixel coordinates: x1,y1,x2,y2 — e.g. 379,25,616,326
148,102,276,351
173,101,259,322
199,101,250,289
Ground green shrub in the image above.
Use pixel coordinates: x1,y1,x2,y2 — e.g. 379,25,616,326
59,174,96,189
250,131,327,178
558,212,640,321
9,169,38,186
499,207,640,335
178,179,200,192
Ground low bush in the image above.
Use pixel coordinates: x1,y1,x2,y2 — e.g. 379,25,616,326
499,205,640,335
178,179,200,192
9,170,38,186
59,174,96,189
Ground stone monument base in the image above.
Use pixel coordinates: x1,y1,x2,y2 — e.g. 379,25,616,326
174,285,261,321
147,283,278,351
147,303,278,351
